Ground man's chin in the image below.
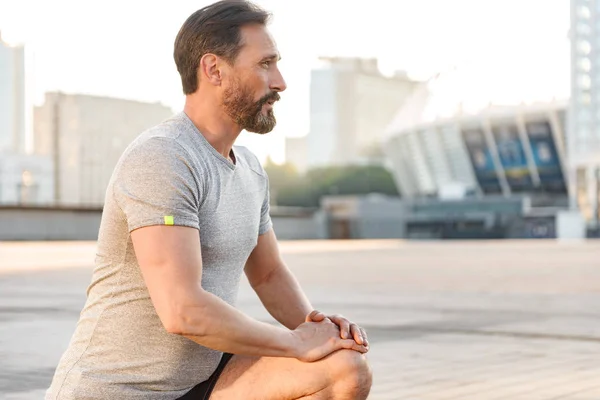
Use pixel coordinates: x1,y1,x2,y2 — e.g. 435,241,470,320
245,126,275,135
243,117,276,134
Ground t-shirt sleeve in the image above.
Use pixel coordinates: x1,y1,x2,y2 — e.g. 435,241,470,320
112,137,201,232
258,173,273,235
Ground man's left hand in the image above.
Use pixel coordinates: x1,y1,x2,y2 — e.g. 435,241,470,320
307,310,369,348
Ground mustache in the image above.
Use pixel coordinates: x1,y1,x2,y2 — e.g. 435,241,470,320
257,92,280,106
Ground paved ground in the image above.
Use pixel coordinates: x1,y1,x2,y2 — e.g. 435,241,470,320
1,239,600,399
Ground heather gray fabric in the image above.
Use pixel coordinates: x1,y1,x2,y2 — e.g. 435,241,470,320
46,112,272,400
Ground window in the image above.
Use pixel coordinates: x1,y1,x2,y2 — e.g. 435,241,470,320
578,40,591,54
578,5,591,19
578,22,592,35
579,74,592,89
581,92,592,105
580,57,592,71
21,170,34,187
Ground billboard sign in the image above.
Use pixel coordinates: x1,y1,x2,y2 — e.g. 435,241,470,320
525,121,567,193
461,128,502,194
491,124,533,192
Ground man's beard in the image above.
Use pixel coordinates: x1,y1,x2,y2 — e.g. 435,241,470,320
222,78,280,134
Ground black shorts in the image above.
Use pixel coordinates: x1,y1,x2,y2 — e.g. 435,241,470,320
178,353,234,400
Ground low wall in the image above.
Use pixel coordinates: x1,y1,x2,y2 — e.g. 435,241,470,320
0,206,323,241
0,206,102,241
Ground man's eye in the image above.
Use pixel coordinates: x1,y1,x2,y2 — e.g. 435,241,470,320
262,61,270,68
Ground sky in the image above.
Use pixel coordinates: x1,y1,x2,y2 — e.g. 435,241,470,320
0,0,570,163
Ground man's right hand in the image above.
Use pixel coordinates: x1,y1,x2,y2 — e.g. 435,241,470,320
291,319,369,362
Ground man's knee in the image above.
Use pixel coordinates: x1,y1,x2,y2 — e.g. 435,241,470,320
327,350,372,397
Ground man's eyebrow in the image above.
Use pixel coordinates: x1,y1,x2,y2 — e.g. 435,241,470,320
261,53,281,62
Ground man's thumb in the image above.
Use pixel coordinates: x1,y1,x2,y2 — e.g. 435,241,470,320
306,310,325,322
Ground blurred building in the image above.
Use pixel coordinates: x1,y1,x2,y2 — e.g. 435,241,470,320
570,0,600,230
0,152,53,205
0,31,25,153
34,92,174,207
380,67,581,238
284,135,308,173
385,97,568,202
320,194,549,240
305,57,420,169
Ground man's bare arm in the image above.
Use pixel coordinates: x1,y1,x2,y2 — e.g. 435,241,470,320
245,229,370,349
244,229,313,330
131,225,367,361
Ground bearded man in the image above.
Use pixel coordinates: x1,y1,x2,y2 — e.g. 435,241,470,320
46,1,372,399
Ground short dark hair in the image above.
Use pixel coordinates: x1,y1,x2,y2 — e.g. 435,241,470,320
174,0,271,95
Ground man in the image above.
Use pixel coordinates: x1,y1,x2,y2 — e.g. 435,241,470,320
46,1,372,399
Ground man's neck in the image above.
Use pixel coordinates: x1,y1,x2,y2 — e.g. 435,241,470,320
183,94,241,159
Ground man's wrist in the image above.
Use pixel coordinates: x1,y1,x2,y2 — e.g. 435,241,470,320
280,328,300,358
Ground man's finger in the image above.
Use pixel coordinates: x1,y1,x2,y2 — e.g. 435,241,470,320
327,315,348,338
340,339,368,353
331,316,351,339
360,327,369,347
350,324,363,345
306,310,326,322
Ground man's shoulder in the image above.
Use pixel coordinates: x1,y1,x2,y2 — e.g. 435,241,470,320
110,125,199,183
134,113,189,145
122,113,195,158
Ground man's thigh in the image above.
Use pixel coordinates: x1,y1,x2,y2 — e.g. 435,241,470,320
209,349,364,400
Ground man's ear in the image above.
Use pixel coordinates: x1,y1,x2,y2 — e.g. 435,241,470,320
199,53,222,86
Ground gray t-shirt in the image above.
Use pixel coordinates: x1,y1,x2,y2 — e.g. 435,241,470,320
46,112,272,400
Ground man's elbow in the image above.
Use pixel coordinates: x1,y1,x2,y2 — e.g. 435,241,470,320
162,311,187,335
159,295,209,336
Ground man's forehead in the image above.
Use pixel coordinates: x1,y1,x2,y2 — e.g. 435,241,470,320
239,24,280,58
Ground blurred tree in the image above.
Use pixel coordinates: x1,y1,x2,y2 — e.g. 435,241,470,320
263,157,302,205
264,157,299,187
264,160,399,208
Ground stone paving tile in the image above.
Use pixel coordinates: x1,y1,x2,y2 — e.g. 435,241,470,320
549,385,600,400
506,383,600,400
427,367,600,399
365,334,600,400
1,240,600,400
1,390,47,400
